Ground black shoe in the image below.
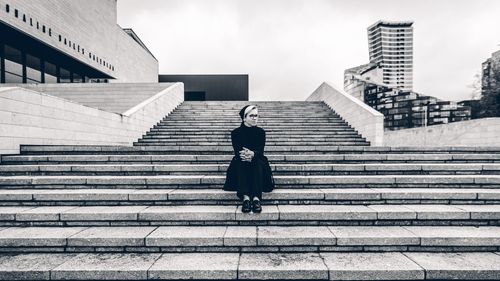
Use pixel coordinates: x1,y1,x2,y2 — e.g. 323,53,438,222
252,199,262,213
242,200,251,213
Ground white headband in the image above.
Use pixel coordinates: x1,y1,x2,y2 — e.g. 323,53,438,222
244,105,257,118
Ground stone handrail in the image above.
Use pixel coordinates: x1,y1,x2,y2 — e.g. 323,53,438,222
306,82,384,146
0,83,184,155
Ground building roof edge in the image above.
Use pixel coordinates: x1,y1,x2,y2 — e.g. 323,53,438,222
122,28,157,61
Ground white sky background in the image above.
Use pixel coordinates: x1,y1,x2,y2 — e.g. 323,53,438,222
117,0,500,101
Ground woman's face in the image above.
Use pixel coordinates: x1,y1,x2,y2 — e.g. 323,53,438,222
244,108,259,127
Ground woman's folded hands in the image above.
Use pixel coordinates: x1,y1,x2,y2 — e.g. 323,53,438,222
239,147,255,162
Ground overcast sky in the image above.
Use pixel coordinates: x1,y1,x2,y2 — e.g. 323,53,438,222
117,0,500,101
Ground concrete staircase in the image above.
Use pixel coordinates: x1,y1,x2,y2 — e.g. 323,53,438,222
0,101,500,280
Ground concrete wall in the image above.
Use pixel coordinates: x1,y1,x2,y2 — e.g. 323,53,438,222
0,83,184,155
0,0,158,82
307,82,384,146
384,118,500,147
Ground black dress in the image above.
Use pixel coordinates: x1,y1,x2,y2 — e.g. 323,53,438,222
223,124,274,200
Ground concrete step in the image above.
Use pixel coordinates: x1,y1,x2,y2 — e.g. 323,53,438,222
136,139,366,143
177,101,325,104
162,117,343,121
171,105,328,108
176,103,328,107
0,226,499,253
1,175,500,189
142,133,361,138
175,107,331,111
145,131,359,136
139,137,362,142
159,117,346,121
5,153,500,165
137,137,366,141
1,251,499,280
0,204,499,227
168,113,337,118
16,145,500,154
171,106,331,110
145,131,360,137
153,129,358,134
149,125,354,129
1,163,500,176
131,144,371,149
154,119,348,124
0,188,499,206
134,142,369,147
149,125,356,130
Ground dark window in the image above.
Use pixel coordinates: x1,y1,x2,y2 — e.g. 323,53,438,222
73,72,83,83
59,67,71,83
64,38,67,45
49,28,51,36
44,61,57,83
30,18,32,26
22,14,26,22
68,40,71,47
42,25,45,33
5,4,9,12
58,35,61,42
26,53,42,83
77,45,80,52
82,48,85,55
4,45,23,83
88,52,91,59
14,9,18,17
0,43,3,83
72,43,75,50
36,22,39,29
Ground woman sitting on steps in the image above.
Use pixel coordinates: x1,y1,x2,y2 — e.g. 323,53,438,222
223,105,275,213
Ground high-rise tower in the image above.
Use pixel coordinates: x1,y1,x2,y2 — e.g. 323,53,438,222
367,20,414,91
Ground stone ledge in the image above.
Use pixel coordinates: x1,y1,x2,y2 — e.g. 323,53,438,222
0,187,500,206
0,204,499,224
2,175,500,187
1,252,499,280
0,226,498,250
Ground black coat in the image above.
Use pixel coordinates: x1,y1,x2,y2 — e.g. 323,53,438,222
223,124,274,199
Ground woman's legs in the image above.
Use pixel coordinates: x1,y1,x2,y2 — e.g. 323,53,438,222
249,160,264,201
236,160,265,212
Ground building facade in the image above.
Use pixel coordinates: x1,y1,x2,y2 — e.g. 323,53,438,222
343,20,471,130
480,49,500,117
344,62,382,101
345,68,471,130
482,50,500,91
159,74,249,101
361,79,471,131
0,0,158,84
367,20,414,91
